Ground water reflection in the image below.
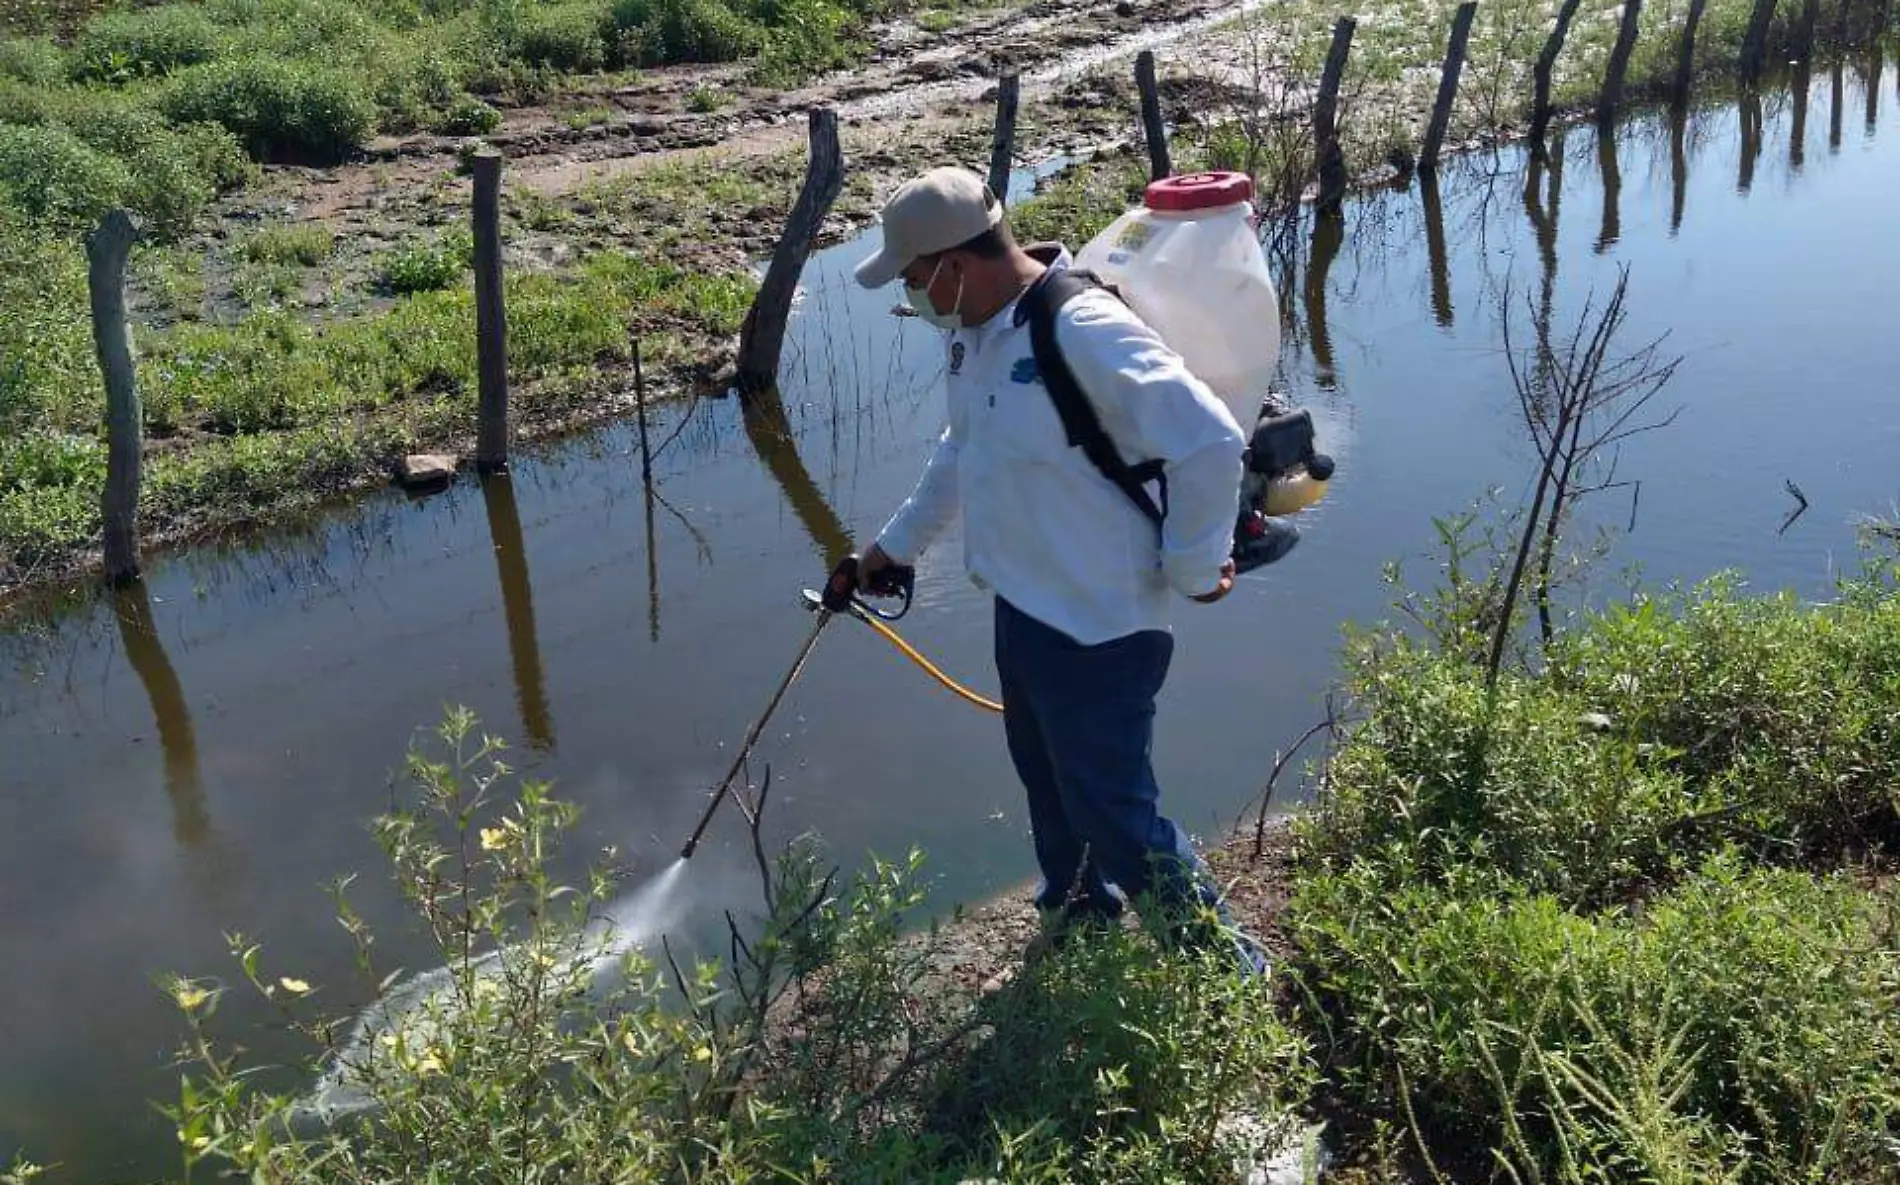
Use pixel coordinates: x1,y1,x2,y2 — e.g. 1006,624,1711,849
1421,171,1454,328
1832,59,1845,152
481,472,556,751
1866,46,1883,134
1669,102,1690,229
741,388,855,566
1738,89,1764,192
111,582,206,848
1304,215,1345,389
1596,123,1622,252
1792,61,1812,170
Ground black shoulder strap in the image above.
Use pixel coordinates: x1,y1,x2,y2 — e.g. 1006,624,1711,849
1020,268,1168,529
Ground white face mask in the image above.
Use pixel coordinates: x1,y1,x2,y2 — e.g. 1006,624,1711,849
904,258,965,332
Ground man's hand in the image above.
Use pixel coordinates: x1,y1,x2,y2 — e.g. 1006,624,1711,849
857,542,898,591
1190,558,1237,604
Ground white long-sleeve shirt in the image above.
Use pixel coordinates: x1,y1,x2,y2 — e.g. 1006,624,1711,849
875,261,1246,646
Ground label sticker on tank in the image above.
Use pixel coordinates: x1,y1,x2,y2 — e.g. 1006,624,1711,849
1113,222,1154,252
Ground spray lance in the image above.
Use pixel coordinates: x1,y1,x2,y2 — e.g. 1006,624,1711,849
677,556,1000,861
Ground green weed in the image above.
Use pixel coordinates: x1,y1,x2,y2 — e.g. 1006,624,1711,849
375,234,472,295
70,5,224,83
238,222,335,267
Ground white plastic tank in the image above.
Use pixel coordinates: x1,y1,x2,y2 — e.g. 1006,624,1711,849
1072,171,1281,427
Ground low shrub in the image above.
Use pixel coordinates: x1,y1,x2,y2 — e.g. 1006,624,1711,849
0,35,65,84
0,123,133,230
1287,855,1900,1182
514,0,611,71
431,93,501,136
69,4,223,83
161,56,375,162
376,235,470,294
610,0,760,65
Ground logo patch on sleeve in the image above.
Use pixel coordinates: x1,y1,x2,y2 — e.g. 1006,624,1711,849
1009,357,1040,385
949,341,966,374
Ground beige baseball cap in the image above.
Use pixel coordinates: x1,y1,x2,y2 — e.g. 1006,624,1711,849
853,166,1003,289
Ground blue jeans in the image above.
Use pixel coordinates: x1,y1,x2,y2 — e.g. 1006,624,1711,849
993,597,1233,948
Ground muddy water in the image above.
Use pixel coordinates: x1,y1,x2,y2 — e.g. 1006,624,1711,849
4,68,1900,1179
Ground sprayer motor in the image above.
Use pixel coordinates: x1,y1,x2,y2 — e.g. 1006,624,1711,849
1231,395,1336,575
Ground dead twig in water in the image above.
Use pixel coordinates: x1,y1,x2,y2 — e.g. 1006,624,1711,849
1246,697,1341,860
1779,478,1810,535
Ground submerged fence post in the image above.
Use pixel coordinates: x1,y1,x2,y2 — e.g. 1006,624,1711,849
1136,51,1173,180
472,149,510,474
736,106,844,398
1741,0,1779,83
1314,17,1358,217
1599,0,1645,121
1675,0,1712,101
988,72,1020,204
88,209,142,585
1421,2,1478,173
1531,0,1586,149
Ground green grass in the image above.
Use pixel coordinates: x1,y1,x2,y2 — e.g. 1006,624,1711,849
0,225,755,579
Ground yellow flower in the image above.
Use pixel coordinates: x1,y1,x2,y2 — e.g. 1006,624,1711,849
622,1031,640,1055
479,827,508,851
279,977,312,995
692,1044,712,1063
414,1050,445,1076
172,982,211,1012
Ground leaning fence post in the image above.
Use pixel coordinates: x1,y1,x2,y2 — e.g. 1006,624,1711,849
736,107,844,398
1531,0,1586,149
1599,0,1645,122
1740,0,1779,83
988,72,1020,203
1421,2,1478,173
1136,51,1172,180
1675,0,1712,101
472,149,510,473
88,209,143,585
1314,17,1358,218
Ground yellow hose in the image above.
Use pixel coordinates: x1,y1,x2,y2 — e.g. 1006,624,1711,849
854,611,1005,714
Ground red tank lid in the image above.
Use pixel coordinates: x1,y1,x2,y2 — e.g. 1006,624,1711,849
1143,171,1255,212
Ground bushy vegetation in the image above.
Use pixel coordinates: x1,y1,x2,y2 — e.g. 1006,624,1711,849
151,708,1312,1184
1287,553,1900,1181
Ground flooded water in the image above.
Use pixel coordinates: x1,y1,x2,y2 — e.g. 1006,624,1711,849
4,63,1899,1179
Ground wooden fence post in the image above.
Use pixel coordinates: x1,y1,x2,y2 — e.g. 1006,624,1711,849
633,338,653,483
472,150,510,473
1740,0,1779,83
988,72,1020,204
1599,0,1645,122
1674,0,1711,101
1531,0,1586,149
736,107,844,398
1421,2,1478,173
87,209,142,585
1314,17,1358,218
1136,51,1172,180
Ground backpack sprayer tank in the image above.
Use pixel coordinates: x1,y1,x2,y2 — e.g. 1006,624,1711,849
1072,172,1335,573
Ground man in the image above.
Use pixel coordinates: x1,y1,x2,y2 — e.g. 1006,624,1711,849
852,166,1257,970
